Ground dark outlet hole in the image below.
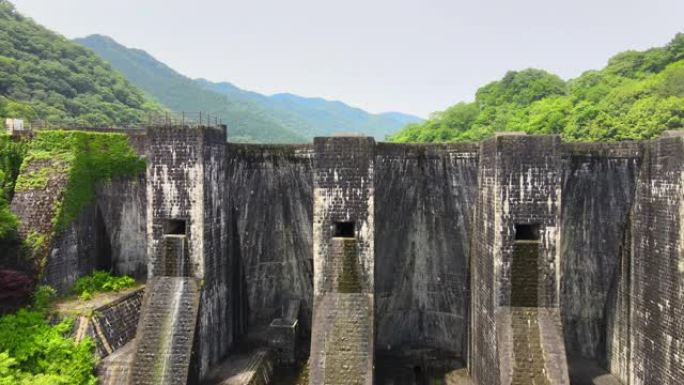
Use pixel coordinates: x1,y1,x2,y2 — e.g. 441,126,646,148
163,219,187,235
334,222,355,238
515,224,540,241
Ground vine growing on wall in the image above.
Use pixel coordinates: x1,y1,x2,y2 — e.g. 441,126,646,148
13,130,145,266
0,133,26,241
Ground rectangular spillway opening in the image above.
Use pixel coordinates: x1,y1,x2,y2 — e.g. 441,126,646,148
161,219,190,277
163,219,187,236
515,223,540,242
333,221,355,238
512,223,541,307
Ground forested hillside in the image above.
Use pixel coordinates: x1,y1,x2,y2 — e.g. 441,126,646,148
76,35,422,143
0,1,160,126
390,33,684,142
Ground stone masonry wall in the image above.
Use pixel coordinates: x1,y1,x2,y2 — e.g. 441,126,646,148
374,143,478,357
137,126,232,385
309,137,375,385
496,135,567,385
10,155,72,290
629,134,684,385
94,288,145,353
470,134,566,385
495,135,562,309
146,126,203,279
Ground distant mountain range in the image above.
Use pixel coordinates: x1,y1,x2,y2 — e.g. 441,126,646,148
76,35,423,143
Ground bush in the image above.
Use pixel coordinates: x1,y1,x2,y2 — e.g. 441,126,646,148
0,134,26,241
72,271,135,301
0,310,97,385
0,283,97,385
31,285,56,313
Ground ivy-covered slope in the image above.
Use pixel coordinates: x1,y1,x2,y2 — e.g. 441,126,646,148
390,33,684,143
0,1,161,126
12,131,145,267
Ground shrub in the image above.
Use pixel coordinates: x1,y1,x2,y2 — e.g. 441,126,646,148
0,310,97,385
72,271,135,301
31,285,56,313
0,283,97,385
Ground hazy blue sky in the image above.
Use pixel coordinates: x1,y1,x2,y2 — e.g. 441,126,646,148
10,0,684,117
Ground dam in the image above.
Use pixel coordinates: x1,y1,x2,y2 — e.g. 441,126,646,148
7,125,684,385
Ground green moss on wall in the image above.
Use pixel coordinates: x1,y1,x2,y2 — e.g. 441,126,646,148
338,241,362,293
15,130,145,231
24,230,46,253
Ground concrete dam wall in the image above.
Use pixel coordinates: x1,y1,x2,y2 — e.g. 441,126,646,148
7,126,684,385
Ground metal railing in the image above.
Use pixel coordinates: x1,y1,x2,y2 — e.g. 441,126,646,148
5,112,226,132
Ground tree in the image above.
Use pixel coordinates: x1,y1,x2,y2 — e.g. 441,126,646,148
390,33,684,143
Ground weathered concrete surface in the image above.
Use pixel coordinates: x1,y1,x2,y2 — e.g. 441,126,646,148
197,126,233,380
469,136,501,385
130,277,201,385
374,143,478,356
496,307,569,385
226,144,314,335
470,134,567,385
568,358,623,385
98,340,136,385
42,202,117,292
559,145,640,362
146,126,233,382
11,127,684,385
204,349,274,385
375,348,465,385
97,176,147,279
628,135,684,385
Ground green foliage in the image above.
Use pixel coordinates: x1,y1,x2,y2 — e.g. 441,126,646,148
0,133,25,240
390,34,684,143
31,285,56,313
0,309,97,385
0,177,16,239
0,1,160,125
0,133,26,199
15,131,145,230
72,271,136,301
24,230,46,254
